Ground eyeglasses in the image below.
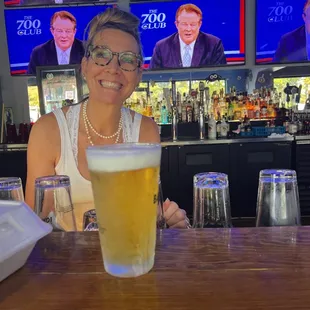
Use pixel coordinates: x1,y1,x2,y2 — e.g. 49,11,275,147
88,45,143,72
53,28,75,35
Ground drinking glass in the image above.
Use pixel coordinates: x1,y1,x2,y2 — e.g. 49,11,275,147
256,169,301,227
34,175,77,231
157,179,167,229
83,180,165,232
192,172,232,228
0,177,24,201
86,143,161,278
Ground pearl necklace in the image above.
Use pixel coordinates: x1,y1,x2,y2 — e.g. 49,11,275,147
82,100,122,146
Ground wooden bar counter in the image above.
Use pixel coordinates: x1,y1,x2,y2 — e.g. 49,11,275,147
1,227,310,309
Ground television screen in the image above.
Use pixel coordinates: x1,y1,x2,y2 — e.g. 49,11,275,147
4,0,111,7
130,0,245,70
256,0,310,65
4,5,112,75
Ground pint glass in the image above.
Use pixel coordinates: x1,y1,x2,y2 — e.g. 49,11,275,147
86,143,161,278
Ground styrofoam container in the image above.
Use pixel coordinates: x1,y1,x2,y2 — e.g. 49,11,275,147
0,200,53,282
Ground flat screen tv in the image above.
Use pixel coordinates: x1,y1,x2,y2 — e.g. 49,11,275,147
130,0,245,70
4,0,110,7
256,0,310,65
4,4,113,75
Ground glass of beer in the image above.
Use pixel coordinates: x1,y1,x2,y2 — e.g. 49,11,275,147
86,143,161,278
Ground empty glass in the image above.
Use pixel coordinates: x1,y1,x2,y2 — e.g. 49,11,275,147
0,177,24,201
34,175,77,231
256,169,301,227
193,172,232,228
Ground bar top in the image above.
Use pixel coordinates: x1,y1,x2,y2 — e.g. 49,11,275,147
0,135,295,150
1,227,310,309
161,136,294,146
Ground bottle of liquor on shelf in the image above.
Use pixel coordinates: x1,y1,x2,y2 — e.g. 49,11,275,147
220,116,229,138
216,114,222,138
219,88,228,117
154,103,161,124
186,98,193,123
161,104,168,124
181,93,187,123
208,114,217,140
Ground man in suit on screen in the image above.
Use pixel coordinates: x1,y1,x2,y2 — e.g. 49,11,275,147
27,11,84,74
149,3,226,69
273,0,310,63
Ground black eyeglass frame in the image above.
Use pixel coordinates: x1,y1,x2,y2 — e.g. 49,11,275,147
87,45,143,72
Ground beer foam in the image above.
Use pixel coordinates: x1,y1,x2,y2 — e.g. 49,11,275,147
86,143,161,172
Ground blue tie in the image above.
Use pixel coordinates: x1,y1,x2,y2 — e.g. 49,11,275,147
183,45,191,67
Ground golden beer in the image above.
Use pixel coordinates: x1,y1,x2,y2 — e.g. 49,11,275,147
86,143,161,278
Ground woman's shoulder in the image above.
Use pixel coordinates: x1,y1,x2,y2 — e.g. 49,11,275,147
122,108,160,143
123,107,156,125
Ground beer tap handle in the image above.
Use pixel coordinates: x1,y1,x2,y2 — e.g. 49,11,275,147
199,81,205,107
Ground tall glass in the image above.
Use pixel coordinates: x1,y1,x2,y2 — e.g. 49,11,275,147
86,143,161,278
157,179,167,229
256,169,301,227
34,175,77,231
0,177,24,201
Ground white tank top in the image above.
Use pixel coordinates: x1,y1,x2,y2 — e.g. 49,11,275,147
53,103,142,231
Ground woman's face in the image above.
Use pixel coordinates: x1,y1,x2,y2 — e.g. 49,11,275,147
82,28,142,107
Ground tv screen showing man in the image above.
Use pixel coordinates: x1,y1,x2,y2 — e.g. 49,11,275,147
4,0,104,6
149,3,226,69
273,0,310,63
27,10,84,74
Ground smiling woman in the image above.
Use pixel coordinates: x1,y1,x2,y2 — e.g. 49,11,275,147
25,7,189,231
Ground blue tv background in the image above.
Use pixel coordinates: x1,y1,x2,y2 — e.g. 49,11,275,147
130,0,244,68
4,4,111,75
256,0,305,64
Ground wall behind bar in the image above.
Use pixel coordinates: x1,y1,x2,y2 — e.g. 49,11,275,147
0,0,261,124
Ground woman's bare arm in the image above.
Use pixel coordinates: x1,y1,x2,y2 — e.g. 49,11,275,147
25,113,60,209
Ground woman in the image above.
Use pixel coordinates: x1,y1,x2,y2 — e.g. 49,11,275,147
25,8,188,231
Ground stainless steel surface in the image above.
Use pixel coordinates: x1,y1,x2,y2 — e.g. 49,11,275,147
0,136,297,150
296,140,310,145
198,81,205,141
198,107,205,140
171,106,178,142
161,136,294,146
171,81,178,142
295,135,310,141
0,144,28,151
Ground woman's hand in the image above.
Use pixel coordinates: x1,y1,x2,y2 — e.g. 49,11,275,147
163,198,191,229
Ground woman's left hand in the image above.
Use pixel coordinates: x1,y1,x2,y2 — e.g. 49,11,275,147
163,198,191,229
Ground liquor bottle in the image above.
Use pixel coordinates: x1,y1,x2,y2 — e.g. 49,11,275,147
208,114,217,140
161,105,168,124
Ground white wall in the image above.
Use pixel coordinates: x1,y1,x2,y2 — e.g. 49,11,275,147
0,0,30,124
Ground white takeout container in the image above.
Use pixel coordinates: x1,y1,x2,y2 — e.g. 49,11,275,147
0,200,53,283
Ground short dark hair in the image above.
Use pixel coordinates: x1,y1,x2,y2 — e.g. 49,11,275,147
84,8,143,59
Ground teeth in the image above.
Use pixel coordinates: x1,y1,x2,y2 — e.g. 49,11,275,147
100,80,121,90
